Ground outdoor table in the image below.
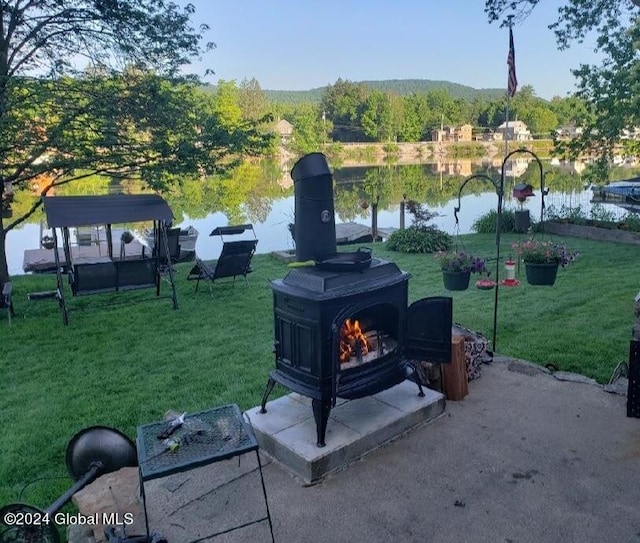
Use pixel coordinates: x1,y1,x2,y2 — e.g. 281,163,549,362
136,404,274,542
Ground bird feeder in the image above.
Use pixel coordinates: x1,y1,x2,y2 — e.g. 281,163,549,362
500,258,520,287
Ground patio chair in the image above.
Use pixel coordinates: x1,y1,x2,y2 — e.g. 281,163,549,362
2,281,14,325
187,225,258,294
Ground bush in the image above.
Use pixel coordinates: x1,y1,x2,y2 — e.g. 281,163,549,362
383,143,400,154
472,209,516,233
386,227,452,254
545,203,638,230
387,200,452,253
622,214,640,232
545,204,588,223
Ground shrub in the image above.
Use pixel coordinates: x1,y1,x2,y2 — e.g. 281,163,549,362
622,214,640,232
589,203,617,223
545,204,588,223
387,200,452,253
383,143,400,154
386,227,452,254
472,209,516,233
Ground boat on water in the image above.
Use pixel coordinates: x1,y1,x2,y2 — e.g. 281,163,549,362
591,178,640,213
143,224,199,261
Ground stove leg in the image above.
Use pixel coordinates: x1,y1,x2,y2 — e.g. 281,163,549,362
406,363,426,397
260,377,276,413
312,398,331,447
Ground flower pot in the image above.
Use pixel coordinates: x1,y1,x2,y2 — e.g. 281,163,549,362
442,269,471,291
524,261,559,286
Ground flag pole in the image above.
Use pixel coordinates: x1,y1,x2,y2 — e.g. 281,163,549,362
492,16,517,352
505,15,516,158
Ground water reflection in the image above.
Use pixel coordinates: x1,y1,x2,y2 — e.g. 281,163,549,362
6,158,636,275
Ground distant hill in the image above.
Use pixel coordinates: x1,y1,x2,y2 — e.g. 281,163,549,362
263,79,506,104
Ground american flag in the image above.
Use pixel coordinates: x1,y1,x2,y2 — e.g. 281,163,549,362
507,27,517,98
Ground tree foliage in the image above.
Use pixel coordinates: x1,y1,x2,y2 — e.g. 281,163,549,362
238,77,269,121
0,1,273,283
314,77,576,144
485,0,640,183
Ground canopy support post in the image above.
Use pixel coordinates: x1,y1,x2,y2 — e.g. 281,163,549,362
159,221,178,310
52,228,68,325
106,224,113,259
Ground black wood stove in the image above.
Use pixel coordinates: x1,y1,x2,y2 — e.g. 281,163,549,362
259,153,453,447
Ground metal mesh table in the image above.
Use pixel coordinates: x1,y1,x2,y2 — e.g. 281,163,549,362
137,404,274,541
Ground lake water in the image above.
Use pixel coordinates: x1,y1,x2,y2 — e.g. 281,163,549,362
4,159,612,276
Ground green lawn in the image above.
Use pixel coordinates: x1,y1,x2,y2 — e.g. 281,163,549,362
1,232,637,527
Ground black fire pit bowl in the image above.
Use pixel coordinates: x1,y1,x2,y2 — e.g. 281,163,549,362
65,426,138,481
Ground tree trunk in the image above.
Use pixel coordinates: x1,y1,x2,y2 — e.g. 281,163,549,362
0,222,9,284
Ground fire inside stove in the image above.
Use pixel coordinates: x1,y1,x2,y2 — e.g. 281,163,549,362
339,318,398,369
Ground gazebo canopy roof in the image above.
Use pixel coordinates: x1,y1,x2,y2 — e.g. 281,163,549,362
43,194,173,228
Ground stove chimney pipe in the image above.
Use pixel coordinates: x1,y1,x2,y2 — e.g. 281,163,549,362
291,152,337,263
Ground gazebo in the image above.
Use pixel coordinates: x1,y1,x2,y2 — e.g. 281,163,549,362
43,194,178,324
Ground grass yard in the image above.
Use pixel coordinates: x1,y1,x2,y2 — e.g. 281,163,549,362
1,232,637,531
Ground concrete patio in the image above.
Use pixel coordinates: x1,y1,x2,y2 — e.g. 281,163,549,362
72,357,640,543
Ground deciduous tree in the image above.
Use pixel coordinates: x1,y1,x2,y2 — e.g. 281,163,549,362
485,0,640,182
0,1,272,284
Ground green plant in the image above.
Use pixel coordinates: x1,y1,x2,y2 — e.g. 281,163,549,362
434,250,488,274
589,203,617,223
386,227,452,253
545,204,588,224
405,200,438,228
387,200,452,253
448,142,485,158
512,238,579,267
622,213,640,232
472,209,516,233
382,143,400,154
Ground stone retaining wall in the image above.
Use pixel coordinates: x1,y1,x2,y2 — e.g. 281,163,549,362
542,221,640,245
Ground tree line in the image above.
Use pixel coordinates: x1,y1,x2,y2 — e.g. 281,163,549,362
210,76,588,153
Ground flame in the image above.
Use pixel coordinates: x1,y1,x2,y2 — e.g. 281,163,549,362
339,318,370,363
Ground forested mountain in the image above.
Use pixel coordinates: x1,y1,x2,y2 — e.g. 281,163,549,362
262,79,505,104
352,79,504,101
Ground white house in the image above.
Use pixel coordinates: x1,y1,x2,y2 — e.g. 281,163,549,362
275,119,294,145
498,120,531,141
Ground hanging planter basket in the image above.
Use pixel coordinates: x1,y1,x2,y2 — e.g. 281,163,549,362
442,270,471,291
524,261,559,286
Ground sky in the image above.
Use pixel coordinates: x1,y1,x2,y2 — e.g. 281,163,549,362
179,0,602,101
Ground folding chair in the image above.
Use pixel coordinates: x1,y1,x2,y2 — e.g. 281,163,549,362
187,224,258,294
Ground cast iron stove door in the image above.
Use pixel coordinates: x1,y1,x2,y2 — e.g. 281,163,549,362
405,296,453,363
